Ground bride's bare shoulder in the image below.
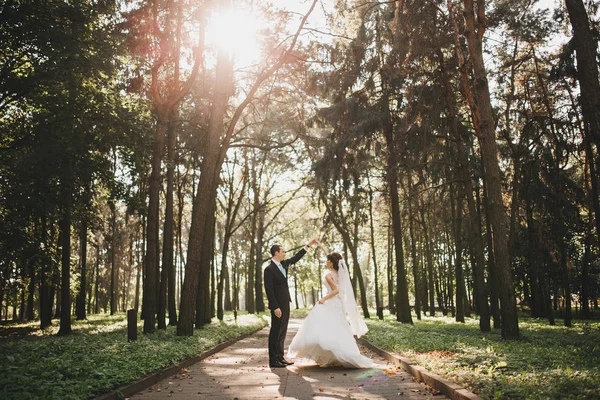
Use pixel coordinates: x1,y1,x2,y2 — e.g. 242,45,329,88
325,272,338,282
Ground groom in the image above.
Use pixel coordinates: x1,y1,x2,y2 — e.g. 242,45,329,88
264,239,318,368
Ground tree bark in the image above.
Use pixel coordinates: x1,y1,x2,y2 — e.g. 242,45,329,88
387,219,396,314
143,117,167,332
367,174,384,320
455,0,519,338
384,122,412,324
406,174,420,320
58,184,72,336
419,200,436,316
179,48,232,335
40,216,52,329
76,219,87,320
565,0,600,154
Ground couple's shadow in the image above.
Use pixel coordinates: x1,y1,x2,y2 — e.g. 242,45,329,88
271,364,357,400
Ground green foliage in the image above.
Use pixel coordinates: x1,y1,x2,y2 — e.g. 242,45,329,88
0,312,267,400
364,314,600,400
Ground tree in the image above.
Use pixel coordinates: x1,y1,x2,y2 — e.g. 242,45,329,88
450,0,519,338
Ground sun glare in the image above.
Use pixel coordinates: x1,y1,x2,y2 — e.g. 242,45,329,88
205,6,263,66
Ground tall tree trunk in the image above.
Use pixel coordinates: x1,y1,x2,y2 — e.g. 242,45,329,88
387,219,396,314
451,182,465,323
478,175,500,327
454,0,519,338
524,178,544,318
406,174,421,320
179,48,232,335
26,259,35,321
178,0,316,334
40,216,52,328
443,57,490,329
159,111,177,328
76,219,88,320
93,243,100,314
419,200,436,316
367,174,384,320
247,162,258,314
134,222,142,312
384,121,412,324
217,233,230,321
254,213,266,313
582,219,592,319
583,127,600,247
58,185,72,336
565,0,600,159
110,201,118,315
144,117,167,332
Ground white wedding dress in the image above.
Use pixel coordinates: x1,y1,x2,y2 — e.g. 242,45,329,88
287,272,374,368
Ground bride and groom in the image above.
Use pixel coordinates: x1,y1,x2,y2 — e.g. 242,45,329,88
263,239,374,369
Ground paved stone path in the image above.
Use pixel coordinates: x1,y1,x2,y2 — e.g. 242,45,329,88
130,318,447,399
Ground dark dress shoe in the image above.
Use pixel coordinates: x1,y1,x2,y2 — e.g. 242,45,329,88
269,361,287,368
279,358,294,365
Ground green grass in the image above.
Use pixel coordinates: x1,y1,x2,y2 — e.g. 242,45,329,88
0,312,268,400
363,313,600,400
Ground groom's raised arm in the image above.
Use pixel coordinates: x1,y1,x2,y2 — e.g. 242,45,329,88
282,238,318,267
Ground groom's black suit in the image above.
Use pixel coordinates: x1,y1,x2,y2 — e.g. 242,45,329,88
264,248,307,365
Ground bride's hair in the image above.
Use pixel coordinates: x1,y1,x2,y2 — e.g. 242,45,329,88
326,252,343,271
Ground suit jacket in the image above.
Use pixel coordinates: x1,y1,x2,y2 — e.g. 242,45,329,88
264,248,307,311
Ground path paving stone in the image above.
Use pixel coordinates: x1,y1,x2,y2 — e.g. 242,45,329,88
131,318,447,399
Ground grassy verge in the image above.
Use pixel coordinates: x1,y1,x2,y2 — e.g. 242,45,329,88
0,312,268,400
363,313,600,399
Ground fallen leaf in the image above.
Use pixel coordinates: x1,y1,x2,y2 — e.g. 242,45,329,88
385,369,396,375
319,388,324,392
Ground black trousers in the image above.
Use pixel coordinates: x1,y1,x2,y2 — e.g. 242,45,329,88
268,302,290,363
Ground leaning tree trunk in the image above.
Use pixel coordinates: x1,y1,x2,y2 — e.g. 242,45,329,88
565,0,600,164
441,51,490,329
178,0,317,335
179,49,232,335
454,0,518,338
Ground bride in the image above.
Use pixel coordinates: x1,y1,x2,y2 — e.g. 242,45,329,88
287,243,374,368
